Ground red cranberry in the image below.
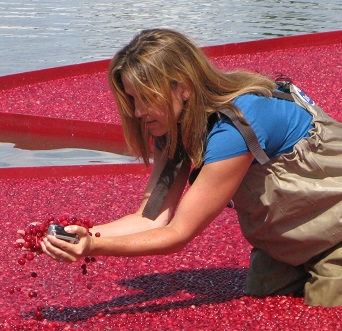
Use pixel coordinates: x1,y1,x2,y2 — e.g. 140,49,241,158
35,311,43,320
23,242,30,249
18,258,26,265
26,252,35,261
28,291,37,298
24,234,32,242
14,242,23,249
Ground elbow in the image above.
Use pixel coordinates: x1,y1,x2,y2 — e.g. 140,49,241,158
161,228,192,255
167,240,188,254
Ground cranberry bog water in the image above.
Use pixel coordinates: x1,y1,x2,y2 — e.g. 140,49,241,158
0,31,341,330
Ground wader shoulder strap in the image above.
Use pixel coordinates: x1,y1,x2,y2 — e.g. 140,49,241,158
272,90,295,102
142,126,191,220
142,155,190,220
218,108,270,165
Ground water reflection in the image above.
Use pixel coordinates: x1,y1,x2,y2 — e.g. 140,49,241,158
0,143,138,168
0,127,136,167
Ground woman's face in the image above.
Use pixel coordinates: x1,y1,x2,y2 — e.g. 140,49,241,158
122,75,189,137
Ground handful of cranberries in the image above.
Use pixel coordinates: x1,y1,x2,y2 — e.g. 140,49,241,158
15,215,94,265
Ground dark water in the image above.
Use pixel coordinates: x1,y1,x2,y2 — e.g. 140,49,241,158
0,0,341,76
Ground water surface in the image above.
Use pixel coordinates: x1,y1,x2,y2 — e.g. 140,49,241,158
0,0,340,76
0,0,340,167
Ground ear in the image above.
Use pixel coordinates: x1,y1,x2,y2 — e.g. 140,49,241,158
181,80,192,101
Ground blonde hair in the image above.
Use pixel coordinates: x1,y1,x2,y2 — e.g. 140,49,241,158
108,28,276,167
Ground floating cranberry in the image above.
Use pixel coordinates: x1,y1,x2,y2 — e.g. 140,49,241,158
31,272,38,278
18,258,26,265
28,291,37,298
86,284,93,290
35,312,43,321
26,252,35,261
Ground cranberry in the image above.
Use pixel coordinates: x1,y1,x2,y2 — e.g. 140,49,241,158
95,232,101,237
24,234,32,242
22,242,30,249
18,258,26,265
26,252,35,261
28,291,37,298
14,242,23,249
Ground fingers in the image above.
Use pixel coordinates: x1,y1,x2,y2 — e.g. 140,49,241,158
64,225,88,236
40,225,90,263
41,237,60,260
41,236,75,263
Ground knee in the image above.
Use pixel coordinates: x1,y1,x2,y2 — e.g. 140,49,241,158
304,244,342,306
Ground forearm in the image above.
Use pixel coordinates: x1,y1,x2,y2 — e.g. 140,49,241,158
88,225,186,257
90,213,167,237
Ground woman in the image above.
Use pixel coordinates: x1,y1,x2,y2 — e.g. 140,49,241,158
38,29,342,306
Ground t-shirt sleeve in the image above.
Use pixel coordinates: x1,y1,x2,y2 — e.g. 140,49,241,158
203,93,313,165
204,117,252,164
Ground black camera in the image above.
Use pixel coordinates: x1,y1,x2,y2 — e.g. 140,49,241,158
47,224,79,244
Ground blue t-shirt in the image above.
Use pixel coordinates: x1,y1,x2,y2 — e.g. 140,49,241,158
204,94,313,164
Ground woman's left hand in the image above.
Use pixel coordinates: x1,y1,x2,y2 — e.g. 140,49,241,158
40,225,93,263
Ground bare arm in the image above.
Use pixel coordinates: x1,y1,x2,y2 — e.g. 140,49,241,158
43,153,253,261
